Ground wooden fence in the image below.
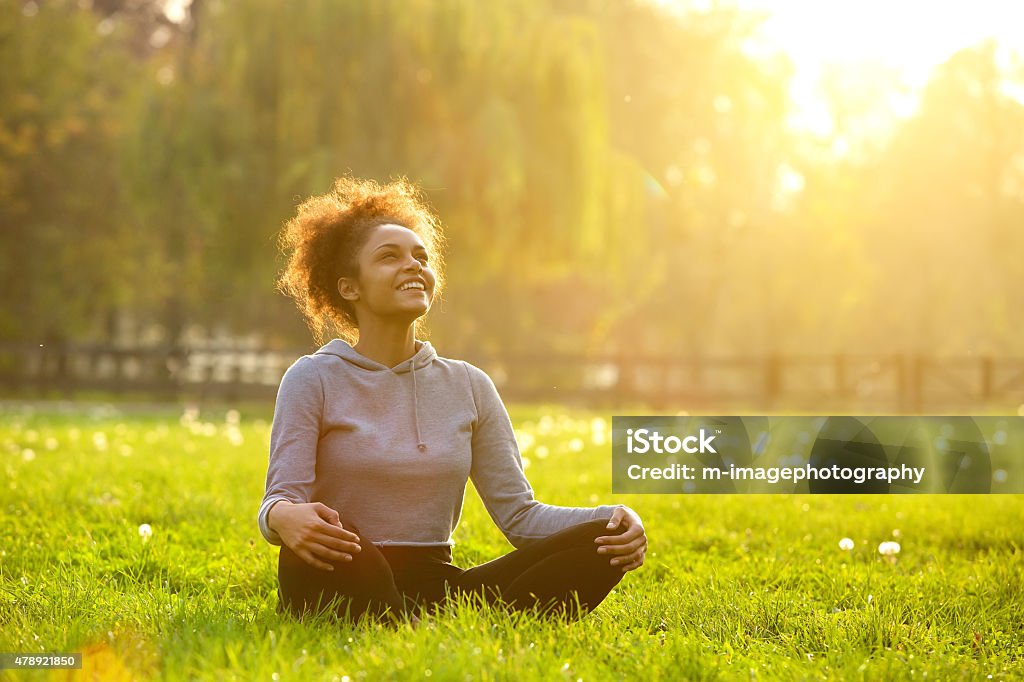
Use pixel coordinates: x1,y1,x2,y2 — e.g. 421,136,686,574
1,342,1023,411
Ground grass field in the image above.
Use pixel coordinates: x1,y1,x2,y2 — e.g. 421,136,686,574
1,401,1022,681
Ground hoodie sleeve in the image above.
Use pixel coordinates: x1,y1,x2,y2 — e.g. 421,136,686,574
257,355,324,546
464,362,620,549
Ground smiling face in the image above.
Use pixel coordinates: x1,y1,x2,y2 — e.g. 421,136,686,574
337,223,436,326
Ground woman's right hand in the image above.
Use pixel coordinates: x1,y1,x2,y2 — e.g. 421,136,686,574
268,501,362,571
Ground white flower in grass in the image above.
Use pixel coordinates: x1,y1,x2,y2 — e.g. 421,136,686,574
22,448,36,462
138,524,153,542
878,541,900,556
226,428,244,447
838,537,855,551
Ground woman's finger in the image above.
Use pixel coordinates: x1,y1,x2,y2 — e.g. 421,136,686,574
317,520,361,544
308,541,355,565
315,529,362,555
604,507,626,530
595,524,645,546
608,546,645,565
297,548,336,572
596,535,646,556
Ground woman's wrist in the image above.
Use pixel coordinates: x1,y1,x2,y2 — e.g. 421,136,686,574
267,499,294,533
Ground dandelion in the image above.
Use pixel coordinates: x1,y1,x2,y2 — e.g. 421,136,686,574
534,445,549,459
44,437,58,451
568,437,584,452
892,529,902,539
21,448,36,462
838,537,855,551
180,405,200,427
92,432,108,451
226,428,244,447
138,524,153,542
226,409,241,425
878,541,900,556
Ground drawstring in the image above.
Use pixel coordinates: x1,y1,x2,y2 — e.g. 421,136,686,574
411,361,427,452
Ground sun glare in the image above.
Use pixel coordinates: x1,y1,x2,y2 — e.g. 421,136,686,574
657,0,1024,140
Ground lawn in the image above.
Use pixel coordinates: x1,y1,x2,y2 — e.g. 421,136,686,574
1,401,1022,681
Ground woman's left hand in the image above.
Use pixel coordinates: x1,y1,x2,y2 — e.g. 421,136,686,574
594,505,647,573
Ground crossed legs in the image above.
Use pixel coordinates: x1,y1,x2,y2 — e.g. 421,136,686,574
276,518,628,624
447,518,628,620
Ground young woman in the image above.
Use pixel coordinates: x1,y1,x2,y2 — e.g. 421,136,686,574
258,175,647,625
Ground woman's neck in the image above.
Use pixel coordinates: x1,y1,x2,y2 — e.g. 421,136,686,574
353,323,420,368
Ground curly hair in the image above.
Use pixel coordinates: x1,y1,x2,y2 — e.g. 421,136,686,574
276,174,447,345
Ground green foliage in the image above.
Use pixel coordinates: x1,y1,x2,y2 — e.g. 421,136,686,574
1,402,1022,680
0,1,143,340
3,1,1024,358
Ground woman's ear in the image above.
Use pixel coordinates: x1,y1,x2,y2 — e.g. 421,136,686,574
337,276,359,302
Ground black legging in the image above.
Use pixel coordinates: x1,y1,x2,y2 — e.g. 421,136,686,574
277,518,628,624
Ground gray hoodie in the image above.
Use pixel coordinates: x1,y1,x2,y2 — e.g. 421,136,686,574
258,338,618,548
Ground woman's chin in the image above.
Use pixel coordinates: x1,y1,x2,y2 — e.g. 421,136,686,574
388,303,430,321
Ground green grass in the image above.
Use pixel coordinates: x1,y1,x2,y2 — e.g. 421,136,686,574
1,401,1022,681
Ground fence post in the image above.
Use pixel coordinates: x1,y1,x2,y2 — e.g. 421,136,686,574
765,354,782,406
980,356,993,402
911,355,924,414
896,353,907,414
617,351,634,406
835,353,847,402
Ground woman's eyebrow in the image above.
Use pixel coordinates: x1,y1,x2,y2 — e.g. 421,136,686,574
373,243,427,252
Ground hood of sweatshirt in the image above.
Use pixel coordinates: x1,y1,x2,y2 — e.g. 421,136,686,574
314,338,437,452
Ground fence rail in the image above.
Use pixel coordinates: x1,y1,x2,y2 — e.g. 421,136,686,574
2,342,1023,410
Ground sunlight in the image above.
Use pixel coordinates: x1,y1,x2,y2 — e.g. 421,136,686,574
657,0,1024,137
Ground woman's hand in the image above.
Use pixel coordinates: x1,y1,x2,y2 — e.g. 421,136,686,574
268,501,362,571
594,505,647,573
